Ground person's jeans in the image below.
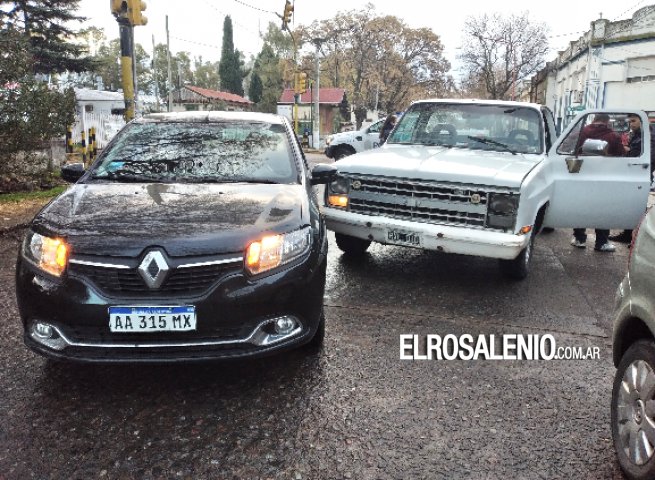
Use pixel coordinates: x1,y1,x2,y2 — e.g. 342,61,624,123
573,228,609,248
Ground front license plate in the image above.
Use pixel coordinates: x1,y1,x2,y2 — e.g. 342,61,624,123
108,306,196,333
387,229,421,246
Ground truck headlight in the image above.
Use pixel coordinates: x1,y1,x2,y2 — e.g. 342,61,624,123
487,194,519,230
22,231,69,277
327,177,349,208
245,227,311,275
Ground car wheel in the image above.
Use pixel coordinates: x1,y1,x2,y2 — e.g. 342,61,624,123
499,231,534,280
612,339,655,480
335,233,371,255
333,147,353,160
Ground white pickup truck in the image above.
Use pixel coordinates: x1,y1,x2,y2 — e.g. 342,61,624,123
323,99,652,279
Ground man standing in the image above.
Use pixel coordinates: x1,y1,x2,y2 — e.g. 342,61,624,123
571,113,624,252
609,114,643,243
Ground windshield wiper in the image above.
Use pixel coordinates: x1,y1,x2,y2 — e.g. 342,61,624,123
466,136,517,155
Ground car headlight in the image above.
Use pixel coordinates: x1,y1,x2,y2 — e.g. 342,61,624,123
486,193,519,230
22,231,69,277
245,226,311,275
326,135,333,146
327,177,349,208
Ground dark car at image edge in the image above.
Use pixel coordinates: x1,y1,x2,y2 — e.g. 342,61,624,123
15,111,337,363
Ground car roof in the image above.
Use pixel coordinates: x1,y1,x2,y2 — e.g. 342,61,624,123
137,111,288,125
411,98,543,111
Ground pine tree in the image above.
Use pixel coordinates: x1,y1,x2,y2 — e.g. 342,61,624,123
218,16,246,95
1,0,94,73
248,73,263,104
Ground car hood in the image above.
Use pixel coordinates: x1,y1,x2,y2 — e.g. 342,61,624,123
32,182,308,257
336,144,542,188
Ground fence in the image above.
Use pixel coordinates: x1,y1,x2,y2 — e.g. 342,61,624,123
70,112,125,150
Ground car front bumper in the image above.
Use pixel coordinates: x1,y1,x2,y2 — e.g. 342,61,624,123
17,250,326,363
324,207,529,260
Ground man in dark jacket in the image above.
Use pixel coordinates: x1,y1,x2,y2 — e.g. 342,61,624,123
572,114,624,252
609,114,644,243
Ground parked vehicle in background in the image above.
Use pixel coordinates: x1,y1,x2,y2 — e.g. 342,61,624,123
325,119,384,160
16,111,337,363
611,206,655,480
323,99,651,279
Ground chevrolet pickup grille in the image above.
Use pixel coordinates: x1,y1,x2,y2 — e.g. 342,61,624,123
345,175,492,228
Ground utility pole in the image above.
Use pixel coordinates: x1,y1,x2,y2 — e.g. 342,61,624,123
111,0,147,122
166,15,173,112
152,34,160,112
312,38,322,149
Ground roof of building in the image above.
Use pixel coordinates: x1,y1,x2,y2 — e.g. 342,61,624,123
74,88,124,102
184,85,252,105
278,88,346,104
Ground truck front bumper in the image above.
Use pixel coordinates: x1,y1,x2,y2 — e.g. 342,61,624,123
325,208,530,260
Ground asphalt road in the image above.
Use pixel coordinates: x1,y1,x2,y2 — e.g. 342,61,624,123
0,154,632,479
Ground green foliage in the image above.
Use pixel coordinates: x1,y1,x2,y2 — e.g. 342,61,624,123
248,73,263,104
0,0,94,73
219,16,247,95
251,43,284,113
194,57,220,91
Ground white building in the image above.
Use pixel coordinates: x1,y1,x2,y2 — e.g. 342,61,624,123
538,5,655,131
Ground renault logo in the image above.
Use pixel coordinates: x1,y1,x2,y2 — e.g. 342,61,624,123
351,180,362,190
138,250,170,289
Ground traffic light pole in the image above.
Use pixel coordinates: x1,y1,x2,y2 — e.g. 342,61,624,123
119,22,135,121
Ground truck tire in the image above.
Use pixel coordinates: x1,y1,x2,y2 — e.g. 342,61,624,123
498,232,534,280
334,146,355,160
335,233,371,255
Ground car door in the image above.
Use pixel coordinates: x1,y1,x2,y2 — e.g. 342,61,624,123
363,120,383,150
543,110,651,229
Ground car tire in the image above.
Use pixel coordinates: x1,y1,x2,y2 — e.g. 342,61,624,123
499,231,534,280
333,147,353,160
611,339,655,480
335,233,371,255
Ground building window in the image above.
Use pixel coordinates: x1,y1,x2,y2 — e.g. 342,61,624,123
84,105,94,113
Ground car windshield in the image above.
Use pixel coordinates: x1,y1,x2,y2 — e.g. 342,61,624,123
387,103,543,154
91,121,299,183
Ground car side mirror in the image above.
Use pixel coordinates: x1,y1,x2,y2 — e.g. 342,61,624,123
310,164,338,185
61,163,86,183
580,138,608,155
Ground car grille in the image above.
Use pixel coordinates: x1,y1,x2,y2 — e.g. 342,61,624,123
69,262,241,297
346,175,490,228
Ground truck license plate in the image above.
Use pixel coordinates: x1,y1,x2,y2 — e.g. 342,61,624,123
387,229,421,246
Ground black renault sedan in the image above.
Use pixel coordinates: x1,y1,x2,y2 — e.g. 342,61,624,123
16,112,337,362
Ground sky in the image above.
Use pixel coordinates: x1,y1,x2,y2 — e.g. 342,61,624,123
77,0,651,77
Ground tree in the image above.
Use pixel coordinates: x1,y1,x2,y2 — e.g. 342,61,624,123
193,56,220,90
302,5,451,128
250,42,284,113
219,16,247,95
459,12,549,100
0,0,94,73
248,72,263,104
0,26,75,167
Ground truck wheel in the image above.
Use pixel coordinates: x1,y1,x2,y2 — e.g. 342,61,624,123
335,233,371,255
334,147,354,160
499,232,534,280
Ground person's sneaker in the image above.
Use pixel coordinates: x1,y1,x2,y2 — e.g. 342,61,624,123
608,231,632,243
594,242,616,252
570,238,586,248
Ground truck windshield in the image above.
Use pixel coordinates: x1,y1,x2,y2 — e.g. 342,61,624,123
387,103,543,154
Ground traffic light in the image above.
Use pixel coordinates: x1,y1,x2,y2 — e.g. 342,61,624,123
294,72,307,94
110,0,128,19
127,0,147,26
282,0,293,29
